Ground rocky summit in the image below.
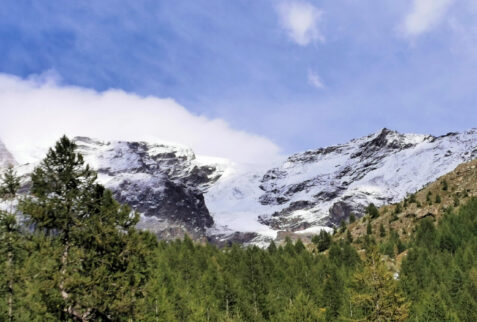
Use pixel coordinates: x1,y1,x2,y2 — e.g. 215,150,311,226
205,128,477,244
1,128,476,245
74,137,226,241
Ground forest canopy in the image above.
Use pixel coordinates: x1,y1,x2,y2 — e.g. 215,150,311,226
0,137,476,321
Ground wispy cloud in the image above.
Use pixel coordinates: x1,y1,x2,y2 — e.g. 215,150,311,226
400,0,454,36
0,73,282,165
307,70,324,89
276,1,324,46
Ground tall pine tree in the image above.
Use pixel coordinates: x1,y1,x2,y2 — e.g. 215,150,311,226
19,136,157,321
0,165,22,321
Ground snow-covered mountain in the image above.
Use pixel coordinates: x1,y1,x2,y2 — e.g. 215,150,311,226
0,140,16,167
1,128,476,245
206,128,477,244
74,137,229,240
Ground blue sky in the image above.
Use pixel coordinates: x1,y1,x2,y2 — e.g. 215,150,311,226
1,0,476,156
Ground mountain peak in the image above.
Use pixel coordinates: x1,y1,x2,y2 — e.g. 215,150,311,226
365,128,431,150
3,128,476,246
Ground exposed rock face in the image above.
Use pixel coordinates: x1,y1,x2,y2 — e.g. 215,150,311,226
204,128,477,244
75,137,224,240
0,139,16,167
1,128,476,245
252,128,477,232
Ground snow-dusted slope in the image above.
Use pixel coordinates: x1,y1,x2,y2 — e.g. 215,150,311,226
75,137,229,240
205,128,477,242
0,139,16,167
1,128,476,245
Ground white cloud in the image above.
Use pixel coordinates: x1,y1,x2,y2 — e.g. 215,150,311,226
401,0,454,36
277,1,324,46
307,70,324,89
0,73,282,165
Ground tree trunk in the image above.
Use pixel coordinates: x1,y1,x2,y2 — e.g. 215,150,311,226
7,236,13,322
60,239,70,302
7,200,14,322
59,239,94,322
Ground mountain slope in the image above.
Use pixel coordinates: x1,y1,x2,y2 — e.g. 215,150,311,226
344,157,477,244
0,139,16,167
206,128,477,243
1,128,476,244
75,137,229,240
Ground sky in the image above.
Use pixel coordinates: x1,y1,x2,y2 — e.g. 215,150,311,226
0,0,476,164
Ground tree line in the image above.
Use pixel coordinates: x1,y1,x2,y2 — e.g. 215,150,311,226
0,136,475,321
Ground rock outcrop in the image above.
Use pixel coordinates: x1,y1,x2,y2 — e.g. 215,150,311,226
1,128,476,245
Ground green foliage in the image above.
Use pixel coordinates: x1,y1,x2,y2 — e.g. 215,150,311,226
1,137,476,321
346,229,353,244
277,292,325,321
312,230,332,252
394,203,402,214
16,136,156,321
351,246,409,321
435,194,442,203
401,198,477,321
366,203,379,219
426,190,433,204
453,195,460,207
379,223,386,237
366,221,372,235
442,179,448,191
339,220,346,233
0,165,21,200
379,228,406,257
0,166,26,321
348,213,356,224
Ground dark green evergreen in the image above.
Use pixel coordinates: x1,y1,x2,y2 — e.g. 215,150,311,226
349,213,356,223
18,136,156,321
0,137,476,321
312,230,332,252
366,203,379,219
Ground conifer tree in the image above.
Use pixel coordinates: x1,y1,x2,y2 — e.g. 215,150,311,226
366,221,372,235
339,220,346,233
394,203,402,214
0,165,22,321
415,292,456,321
346,229,353,244
426,190,432,204
322,264,344,320
349,213,356,224
366,203,379,219
19,136,156,321
351,246,409,321
279,291,324,321
312,230,331,252
441,179,448,191
379,223,386,237
19,136,99,319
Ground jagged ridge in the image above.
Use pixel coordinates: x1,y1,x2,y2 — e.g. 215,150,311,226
75,137,227,240
205,128,477,244
1,128,476,245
